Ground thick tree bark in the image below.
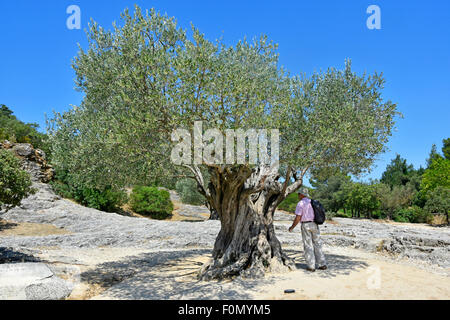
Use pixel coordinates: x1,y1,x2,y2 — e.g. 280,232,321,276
198,165,296,280
208,208,219,220
205,202,219,220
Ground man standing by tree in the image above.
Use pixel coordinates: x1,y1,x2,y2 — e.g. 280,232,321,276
289,188,327,272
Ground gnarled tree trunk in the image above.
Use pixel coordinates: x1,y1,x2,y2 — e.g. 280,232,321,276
205,202,219,220
198,165,296,280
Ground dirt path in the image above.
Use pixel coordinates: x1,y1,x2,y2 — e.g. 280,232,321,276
257,247,450,300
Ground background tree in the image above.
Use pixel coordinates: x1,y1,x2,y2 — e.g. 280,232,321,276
0,104,49,154
0,104,13,117
345,182,379,218
426,144,442,167
380,154,415,188
375,183,415,219
311,174,351,213
48,6,398,279
442,138,450,160
0,149,35,211
421,157,450,194
424,186,449,223
380,154,425,209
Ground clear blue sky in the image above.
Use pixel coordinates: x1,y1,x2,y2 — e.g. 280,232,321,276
1,0,449,181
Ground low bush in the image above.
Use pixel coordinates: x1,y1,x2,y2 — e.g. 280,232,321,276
424,187,449,215
50,169,127,212
130,186,173,219
325,212,336,220
0,149,35,210
370,210,384,219
50,179,73,199
393,206,432,223
411,206,433,223
73,187,128,212
393,208,412,223
278,193,298,213
332,210,352,218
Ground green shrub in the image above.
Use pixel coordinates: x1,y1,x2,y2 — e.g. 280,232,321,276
393,206,432,223
335,210,352,218
50,179,73,199
50,168,127,212
175,179,205,205
278,193,299,213
370,210,384,219
410,206,432,223
424,187,450,215
325,212,336,220
413,189,428,208
0,149,35,210
393,208,412,223
130,186,173,219
73,186,127,212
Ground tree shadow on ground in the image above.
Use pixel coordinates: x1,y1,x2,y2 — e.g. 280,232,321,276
114,208,137,218
81,247,371,299
0,219,18,232
81,249,275,300
284,249,369,278
0,247,41,264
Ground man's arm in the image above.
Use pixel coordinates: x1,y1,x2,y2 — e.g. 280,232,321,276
289,201,303,232
289,215,301,232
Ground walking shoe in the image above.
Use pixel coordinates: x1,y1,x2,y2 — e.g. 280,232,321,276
318,265,327,270
306,268,315,272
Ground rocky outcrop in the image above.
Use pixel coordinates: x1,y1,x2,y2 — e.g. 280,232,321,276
0,263,72,300
1,181,220,249
0,141,54,183
380,235,450,267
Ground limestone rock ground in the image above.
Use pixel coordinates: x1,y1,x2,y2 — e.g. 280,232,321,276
0,262,72,300
1,180,449,299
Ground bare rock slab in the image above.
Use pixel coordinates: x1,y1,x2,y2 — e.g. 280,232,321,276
0,263,72,300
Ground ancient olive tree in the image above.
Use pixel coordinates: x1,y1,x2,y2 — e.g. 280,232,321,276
49,7,398,279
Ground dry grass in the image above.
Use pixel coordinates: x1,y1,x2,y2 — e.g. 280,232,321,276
429,214,448,226
0,219,70,237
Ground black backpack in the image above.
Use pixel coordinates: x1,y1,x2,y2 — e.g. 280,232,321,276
311,199,326,225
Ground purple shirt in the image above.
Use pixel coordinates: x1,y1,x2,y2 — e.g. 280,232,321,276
295,197,315,222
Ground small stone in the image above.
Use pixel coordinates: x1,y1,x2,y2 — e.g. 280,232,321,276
284,289,295,293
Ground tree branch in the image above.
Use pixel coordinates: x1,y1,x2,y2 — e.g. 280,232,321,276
182,164,210,198
281,166,292,195
285,166,309,197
